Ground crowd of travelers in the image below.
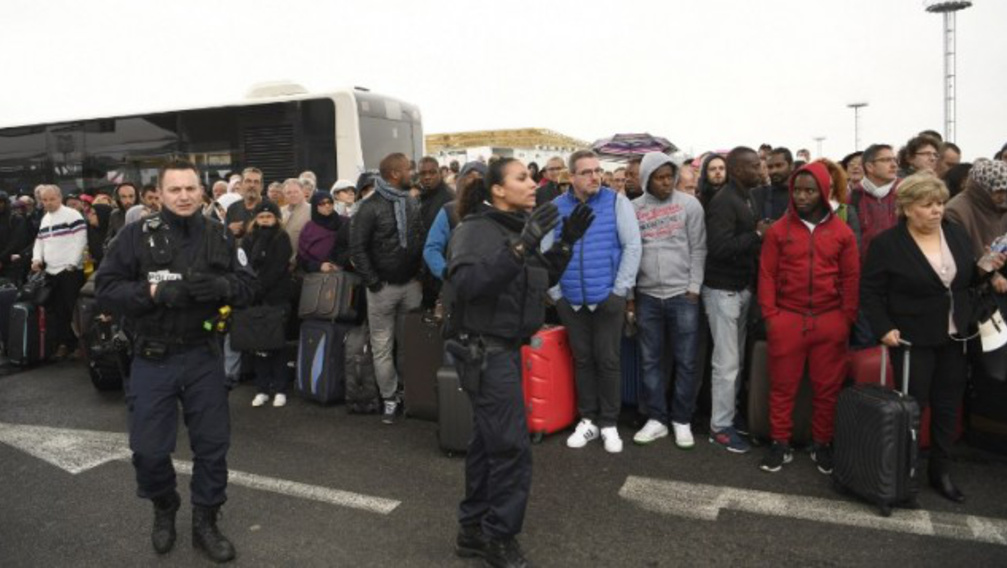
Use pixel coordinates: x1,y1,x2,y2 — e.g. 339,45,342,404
2,130,1007,567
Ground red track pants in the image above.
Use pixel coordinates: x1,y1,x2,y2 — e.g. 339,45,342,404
767,309,850,444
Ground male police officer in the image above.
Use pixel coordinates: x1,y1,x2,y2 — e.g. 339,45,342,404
96,159,257,563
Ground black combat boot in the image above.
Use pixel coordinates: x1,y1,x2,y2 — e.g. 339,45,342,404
455,524,488,558
151,491,181,554
483,536,533,568
192,505,236,563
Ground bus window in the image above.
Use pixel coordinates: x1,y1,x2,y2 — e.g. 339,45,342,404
356,92,422,171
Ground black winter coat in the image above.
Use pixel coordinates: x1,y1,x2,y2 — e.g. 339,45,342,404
704,182,763,291
241,226,294,307
861,220,988,347
349,192,423,287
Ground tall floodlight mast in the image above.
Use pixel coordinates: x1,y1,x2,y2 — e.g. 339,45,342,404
925,1,973,142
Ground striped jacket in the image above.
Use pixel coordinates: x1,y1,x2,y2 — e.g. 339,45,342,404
32,205,87,274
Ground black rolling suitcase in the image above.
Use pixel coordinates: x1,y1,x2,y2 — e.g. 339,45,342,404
84,315,130,391
833,341,920,516
296,320,352,404
397,311,444,421
0,281,18,353
437,365,473,456
8,302,45,366
345,323,380,414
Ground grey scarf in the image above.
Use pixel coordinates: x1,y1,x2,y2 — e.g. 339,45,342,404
375,177,410,248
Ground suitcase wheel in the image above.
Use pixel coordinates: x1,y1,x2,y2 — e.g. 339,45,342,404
531,431,544,445
878,503,892,517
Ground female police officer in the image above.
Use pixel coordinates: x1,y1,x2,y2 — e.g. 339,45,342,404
445,157,593,568
96,159,256,563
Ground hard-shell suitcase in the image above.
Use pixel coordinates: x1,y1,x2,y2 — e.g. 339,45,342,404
298,271,364,323
437,365,473,455
8,302,45,366
0,283,18,350
833,342,920,516
747,340,814,445
849,346,960,449
397,311,443,421
296,320,352,404
521,326,577,442
345,323,380,414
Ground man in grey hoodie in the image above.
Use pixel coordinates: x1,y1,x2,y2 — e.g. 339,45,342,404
630,152,707,448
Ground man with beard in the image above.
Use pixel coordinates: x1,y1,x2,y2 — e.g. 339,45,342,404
350,153,424,425
225,167,263,240
0,190,29,284
697,154,729,207
703,147,769,454
624,156,643,199
108,182,139,239
416,156,456,308
752,148,794,222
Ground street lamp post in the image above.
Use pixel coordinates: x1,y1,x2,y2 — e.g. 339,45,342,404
813,136,826,158
847,102,868,151
925,1,973,143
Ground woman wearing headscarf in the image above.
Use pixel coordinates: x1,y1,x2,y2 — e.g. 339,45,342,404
298,191,344,273
241,201,294,407
86,203,113,270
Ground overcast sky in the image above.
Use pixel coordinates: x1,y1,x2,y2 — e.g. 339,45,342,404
2,0,1004,161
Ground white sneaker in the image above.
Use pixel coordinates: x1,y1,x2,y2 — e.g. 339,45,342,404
633,419,669,445
272,393,287,408
566,419,600,449
601,426,623,454
672,422,695,449
251,393,269,407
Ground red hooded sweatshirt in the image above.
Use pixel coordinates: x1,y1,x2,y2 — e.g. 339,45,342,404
758,162,860,324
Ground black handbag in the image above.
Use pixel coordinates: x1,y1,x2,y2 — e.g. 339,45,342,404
230,305,288,352
20,271,52,306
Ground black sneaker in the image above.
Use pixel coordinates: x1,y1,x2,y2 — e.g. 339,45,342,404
811,442,834,475
759,441,793,473
483,537,532,568
381,399,399,425
455,524,487,558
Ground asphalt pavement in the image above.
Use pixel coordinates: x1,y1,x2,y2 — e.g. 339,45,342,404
1,360,1006,567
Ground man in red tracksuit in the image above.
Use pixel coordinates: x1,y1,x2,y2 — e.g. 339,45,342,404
757,161,860,474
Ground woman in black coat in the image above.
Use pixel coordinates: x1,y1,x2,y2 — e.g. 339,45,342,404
240,201,294,408
861,174,1005,503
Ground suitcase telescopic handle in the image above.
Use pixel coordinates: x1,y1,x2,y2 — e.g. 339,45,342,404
879,339,913,394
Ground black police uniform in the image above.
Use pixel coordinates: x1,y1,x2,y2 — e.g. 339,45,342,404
446,206,572,542
96,209,256,508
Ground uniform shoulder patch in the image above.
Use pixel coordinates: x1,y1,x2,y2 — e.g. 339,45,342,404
237,248,249,267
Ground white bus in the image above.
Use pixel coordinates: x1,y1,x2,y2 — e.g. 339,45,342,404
0,82,423,194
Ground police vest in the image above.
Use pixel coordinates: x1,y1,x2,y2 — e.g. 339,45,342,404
553,188,622,306
449,215,549,340
133,214,234,342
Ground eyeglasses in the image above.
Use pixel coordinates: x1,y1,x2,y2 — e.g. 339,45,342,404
576,168,604,177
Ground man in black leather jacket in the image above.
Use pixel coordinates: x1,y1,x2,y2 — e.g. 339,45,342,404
349,152,424,424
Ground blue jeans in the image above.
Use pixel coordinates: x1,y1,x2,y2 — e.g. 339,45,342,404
637,293,701,425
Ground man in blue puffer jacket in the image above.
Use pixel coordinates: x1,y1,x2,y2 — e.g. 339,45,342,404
549,150,642,454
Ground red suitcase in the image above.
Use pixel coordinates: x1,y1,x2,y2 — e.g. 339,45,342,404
521,327,577,443
848,346,962,449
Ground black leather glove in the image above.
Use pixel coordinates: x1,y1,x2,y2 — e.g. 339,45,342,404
560,203,595,246
367,281,385,294
189,273,231,303
154,281,192,308
517,202,560,255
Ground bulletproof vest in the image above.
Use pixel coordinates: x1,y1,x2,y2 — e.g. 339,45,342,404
133,213,233,342
450,215,549,340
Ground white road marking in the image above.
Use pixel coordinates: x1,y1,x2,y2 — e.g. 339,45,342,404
618,476,1007,546
174,460,400,515
0,422,400,515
